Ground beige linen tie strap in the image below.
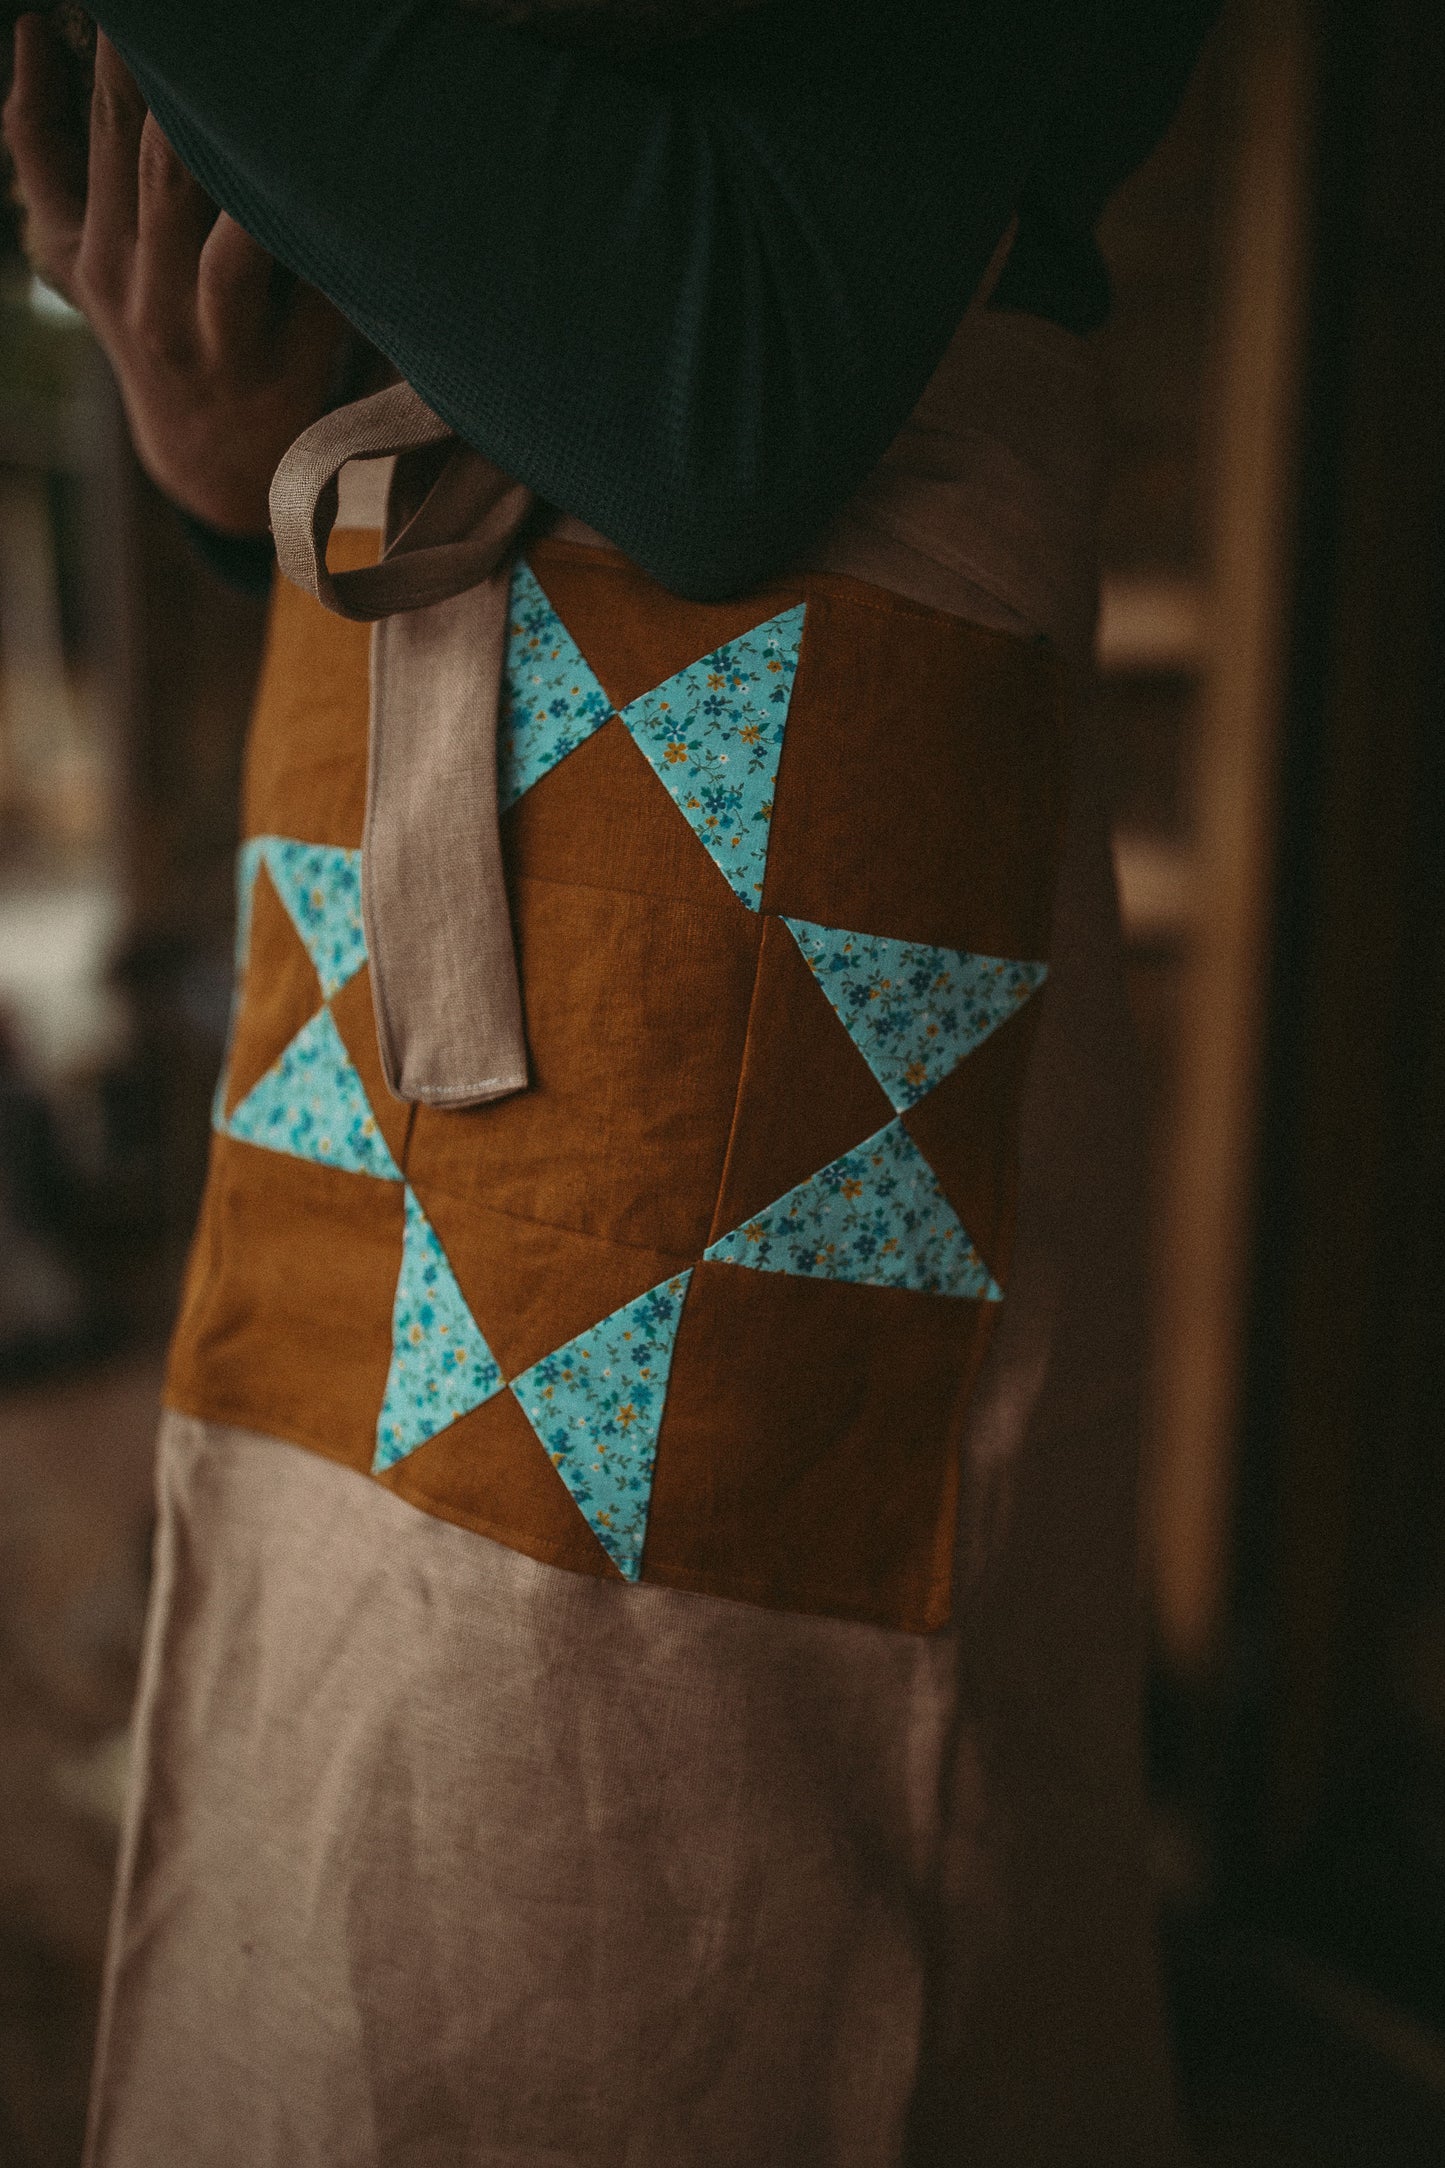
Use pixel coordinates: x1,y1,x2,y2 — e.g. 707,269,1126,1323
270,382,536,1108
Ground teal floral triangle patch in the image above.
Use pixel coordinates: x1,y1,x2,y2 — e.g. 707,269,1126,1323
497,558,614,810
706,1118,999,1299
224,1004,401,1180
215,837,369,1124
374,1188,505,1471
510,1270,693,1581
619,604,805,908
260,839,367,999
784,918,1048,1111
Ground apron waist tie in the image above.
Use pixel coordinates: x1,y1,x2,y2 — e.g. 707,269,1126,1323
270,380,536,1110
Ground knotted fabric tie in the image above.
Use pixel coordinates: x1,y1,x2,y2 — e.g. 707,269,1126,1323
269,381,537,1108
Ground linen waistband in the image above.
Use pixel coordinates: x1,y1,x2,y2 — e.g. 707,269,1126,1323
335,309,1105,665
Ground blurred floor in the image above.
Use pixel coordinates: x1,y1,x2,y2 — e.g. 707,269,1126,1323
0,1351,159,2168
3,1357,1444,2168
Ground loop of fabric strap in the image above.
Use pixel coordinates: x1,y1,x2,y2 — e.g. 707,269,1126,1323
269,380,536,1110
271,381,534,622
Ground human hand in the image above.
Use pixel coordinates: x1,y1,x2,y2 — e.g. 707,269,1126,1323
3,16,346,534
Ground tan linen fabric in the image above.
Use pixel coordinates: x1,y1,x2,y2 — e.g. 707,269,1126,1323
270,382,536,1106
363,572,529,1103
805,311,1106,665
87,315,1185,2161
87,743,1184,2167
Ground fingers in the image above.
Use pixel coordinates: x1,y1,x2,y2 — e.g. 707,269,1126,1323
75,31,146,306
201,217,348,406
133,111,215,349
4,12,89,295
197,211,277,367
273,273,349,415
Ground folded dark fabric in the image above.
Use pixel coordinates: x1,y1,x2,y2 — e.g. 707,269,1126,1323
458,0,769,46
88,1,1219,599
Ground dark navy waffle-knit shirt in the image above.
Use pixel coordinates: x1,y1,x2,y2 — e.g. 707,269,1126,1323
91,0,1218,599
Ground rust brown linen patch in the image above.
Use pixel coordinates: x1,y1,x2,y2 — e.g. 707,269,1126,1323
172,538,1068,1631
167,1136,403,1478
763,586,1067,954
643,1261,980,1632
709,914,898,1242
503,715,739,909
407,871,762,1258
242,529,375,849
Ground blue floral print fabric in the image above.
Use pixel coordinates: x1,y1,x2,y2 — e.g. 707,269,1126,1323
260,839,367,999
374,1188,505,1471
217,837,368,1123
497,559,614,811
619,604,805,908
784,918,1048,1111
511,1271,693,1580
224,1005,401,1181
706,1117,1000,1300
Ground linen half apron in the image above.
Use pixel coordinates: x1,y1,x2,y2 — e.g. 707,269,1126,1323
85,312,1186,2168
